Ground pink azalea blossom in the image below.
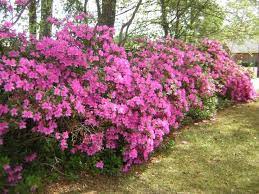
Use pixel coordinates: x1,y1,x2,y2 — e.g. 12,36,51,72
96,161,104,169
24,153,37,162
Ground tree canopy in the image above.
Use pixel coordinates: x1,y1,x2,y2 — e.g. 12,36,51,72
0,0,258,42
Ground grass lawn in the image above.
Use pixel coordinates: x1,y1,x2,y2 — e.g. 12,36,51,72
46,100,259,193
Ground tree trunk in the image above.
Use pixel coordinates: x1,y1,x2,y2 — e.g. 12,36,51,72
160,0,169,38
39,0,53,38
98,0,117,27
84,0,88,13
174,0,181,39
29,0,37,35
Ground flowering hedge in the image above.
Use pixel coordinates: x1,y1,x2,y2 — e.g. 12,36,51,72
0,17,256,191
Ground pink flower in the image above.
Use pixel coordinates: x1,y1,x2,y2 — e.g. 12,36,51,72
19,121,26,129
47,17,60,25
25,153,37,162
10,108,18,116
15,0,27,6
0,104,9,116
0,122,8,135
129,149,138,159
55,132,61,140
33,112,42,121
62,131,69,139
8,51,19,57
2,21,13,28
22,110,33,118
4,82,14,91
4,58,16,66
3,164,11,171
60,139,68,150
35,92,43,101
0,0,7,6
3,164,23,184
96,161,104,169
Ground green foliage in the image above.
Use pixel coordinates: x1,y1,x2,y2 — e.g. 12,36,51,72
0,155,10,187
216,96,233,109
100,150,123,175
13,175,42,193
240,62,256,67
122,0,258,42
0,133,124,192
217,0,259,42
158,139,175,152
148,0,225,41
64,0,85,15
187,96,218,121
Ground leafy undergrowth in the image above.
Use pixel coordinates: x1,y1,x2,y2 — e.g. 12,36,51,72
45,100,259,193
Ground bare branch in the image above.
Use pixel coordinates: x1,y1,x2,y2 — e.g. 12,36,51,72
116,5,136,16
119,0,143,45
12,0,33,25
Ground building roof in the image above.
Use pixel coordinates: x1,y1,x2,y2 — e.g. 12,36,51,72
227,40,259,54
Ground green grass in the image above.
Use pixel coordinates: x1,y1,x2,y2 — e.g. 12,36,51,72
46,100,259,193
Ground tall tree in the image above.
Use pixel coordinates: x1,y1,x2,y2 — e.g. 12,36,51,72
159,0,169,37
39,0,53,38
97,0,117,27
157,0,224,40
29,0,37,35
217,0,259,42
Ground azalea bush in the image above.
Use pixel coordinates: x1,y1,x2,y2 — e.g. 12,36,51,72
0,13,256,192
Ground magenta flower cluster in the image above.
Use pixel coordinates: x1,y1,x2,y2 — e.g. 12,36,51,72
3,164,23,186
1,153,36,188
0,15,255,180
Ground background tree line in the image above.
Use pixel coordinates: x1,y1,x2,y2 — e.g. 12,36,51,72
7,0,259,43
